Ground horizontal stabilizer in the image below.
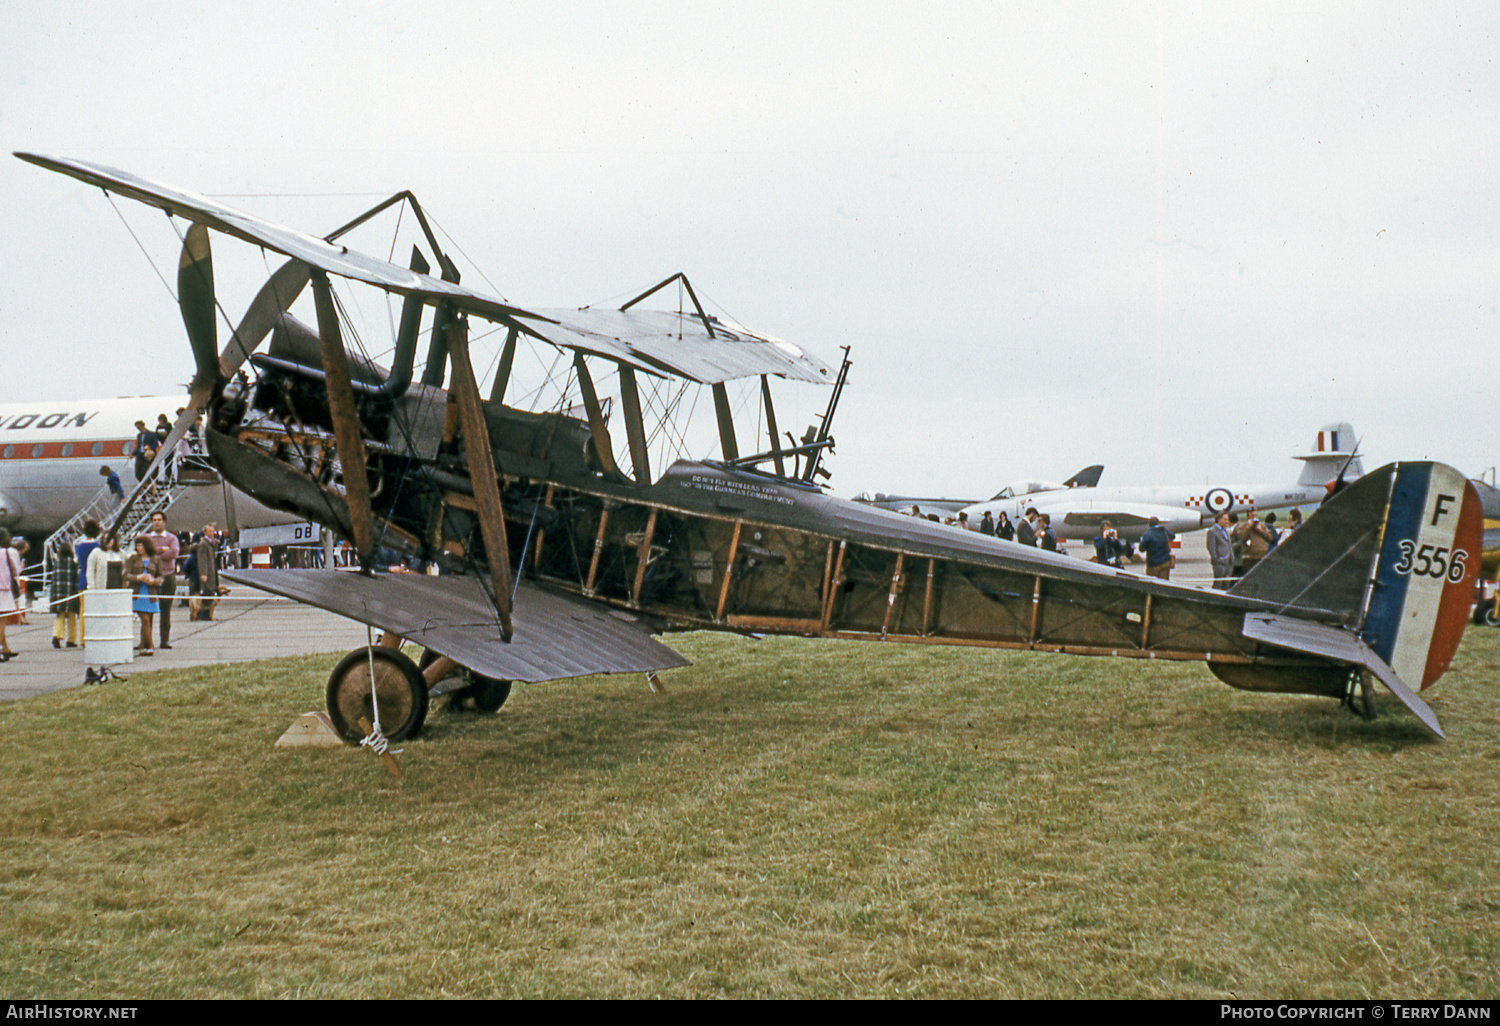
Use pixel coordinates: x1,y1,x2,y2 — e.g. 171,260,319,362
222,569,690,683
1241,613,1444,739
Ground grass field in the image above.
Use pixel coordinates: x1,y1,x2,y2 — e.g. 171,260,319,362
1,625,1497,999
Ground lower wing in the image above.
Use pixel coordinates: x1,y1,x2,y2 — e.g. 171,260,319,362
222,569,689,683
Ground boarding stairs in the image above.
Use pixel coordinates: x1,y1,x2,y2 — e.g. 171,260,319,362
41,447,216,594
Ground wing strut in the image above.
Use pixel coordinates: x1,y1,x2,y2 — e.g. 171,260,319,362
312,269,378,567
445,308,516,641
619,272,716,338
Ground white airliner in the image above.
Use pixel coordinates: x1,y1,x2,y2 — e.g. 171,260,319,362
0,394,293,539
958,422,1364,542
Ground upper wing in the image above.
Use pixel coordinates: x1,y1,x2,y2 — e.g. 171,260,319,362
221,569,689,683
527,308,832,385
17,153,832,386
15,153,543,327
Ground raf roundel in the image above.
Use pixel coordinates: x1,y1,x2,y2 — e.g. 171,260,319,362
1204,488,1234,513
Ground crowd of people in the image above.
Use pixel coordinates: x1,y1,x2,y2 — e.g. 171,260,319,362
1205,506,1300,589
128,410,204,484
0,513,225,661
894,498,1305,586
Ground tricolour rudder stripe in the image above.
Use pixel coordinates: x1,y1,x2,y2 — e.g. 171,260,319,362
1361,462,1481,690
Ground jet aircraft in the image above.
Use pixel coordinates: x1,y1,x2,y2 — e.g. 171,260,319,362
16,152,1482,747
957,425,1362,542
854,465,1103,516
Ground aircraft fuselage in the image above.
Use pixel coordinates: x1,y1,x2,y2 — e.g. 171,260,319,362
206,370,1361,699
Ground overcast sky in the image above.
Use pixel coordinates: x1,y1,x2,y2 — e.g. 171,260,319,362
1,1,1494,499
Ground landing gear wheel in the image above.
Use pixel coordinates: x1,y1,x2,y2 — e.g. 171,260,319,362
470,676,512,712
420,649,512,713
1486,604,1500,628
326,647,429,743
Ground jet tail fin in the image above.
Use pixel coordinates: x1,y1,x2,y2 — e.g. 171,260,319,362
1233,461,1481,694
1294,421,1363,487
1063,464,1104,488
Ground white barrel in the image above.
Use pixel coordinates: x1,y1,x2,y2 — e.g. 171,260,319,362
83,589,134,665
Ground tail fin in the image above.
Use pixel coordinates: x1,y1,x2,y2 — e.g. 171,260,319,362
1233,461,1481,691
1063,464,1104,488
1294,421,1364,487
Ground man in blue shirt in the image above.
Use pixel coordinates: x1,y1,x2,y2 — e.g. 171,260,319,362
1138,517,1174,580
99,465,125,506
1092,520,1131,567
132,421,158,481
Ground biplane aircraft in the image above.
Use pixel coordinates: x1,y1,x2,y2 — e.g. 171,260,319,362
16,153,1483,745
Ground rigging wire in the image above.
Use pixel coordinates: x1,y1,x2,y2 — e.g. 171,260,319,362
424,208,512,304
106,194,179,305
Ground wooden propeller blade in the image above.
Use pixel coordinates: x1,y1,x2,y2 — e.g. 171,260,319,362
221,259,312,378
177,223,218,393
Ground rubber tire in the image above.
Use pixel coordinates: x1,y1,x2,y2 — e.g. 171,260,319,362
1486,605,1500,628
326,647,429,743
421,648,511,713
471,676,512,712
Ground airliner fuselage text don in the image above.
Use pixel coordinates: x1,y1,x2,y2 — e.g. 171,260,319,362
0,410,98,430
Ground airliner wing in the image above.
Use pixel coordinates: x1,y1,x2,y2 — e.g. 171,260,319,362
222,569,690,683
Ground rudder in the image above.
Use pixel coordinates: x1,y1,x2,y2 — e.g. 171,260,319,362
1359,463,1481,690
1233,461,1481,692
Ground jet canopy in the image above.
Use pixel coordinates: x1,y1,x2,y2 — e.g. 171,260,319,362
989,479,1067,501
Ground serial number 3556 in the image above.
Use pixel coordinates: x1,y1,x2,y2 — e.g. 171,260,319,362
1393,541,1467,583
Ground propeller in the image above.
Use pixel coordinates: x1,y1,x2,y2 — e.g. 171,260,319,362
178,223,219,394
107,225,311,541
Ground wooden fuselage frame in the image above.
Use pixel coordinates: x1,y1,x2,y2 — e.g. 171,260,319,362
208,370,1350,697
